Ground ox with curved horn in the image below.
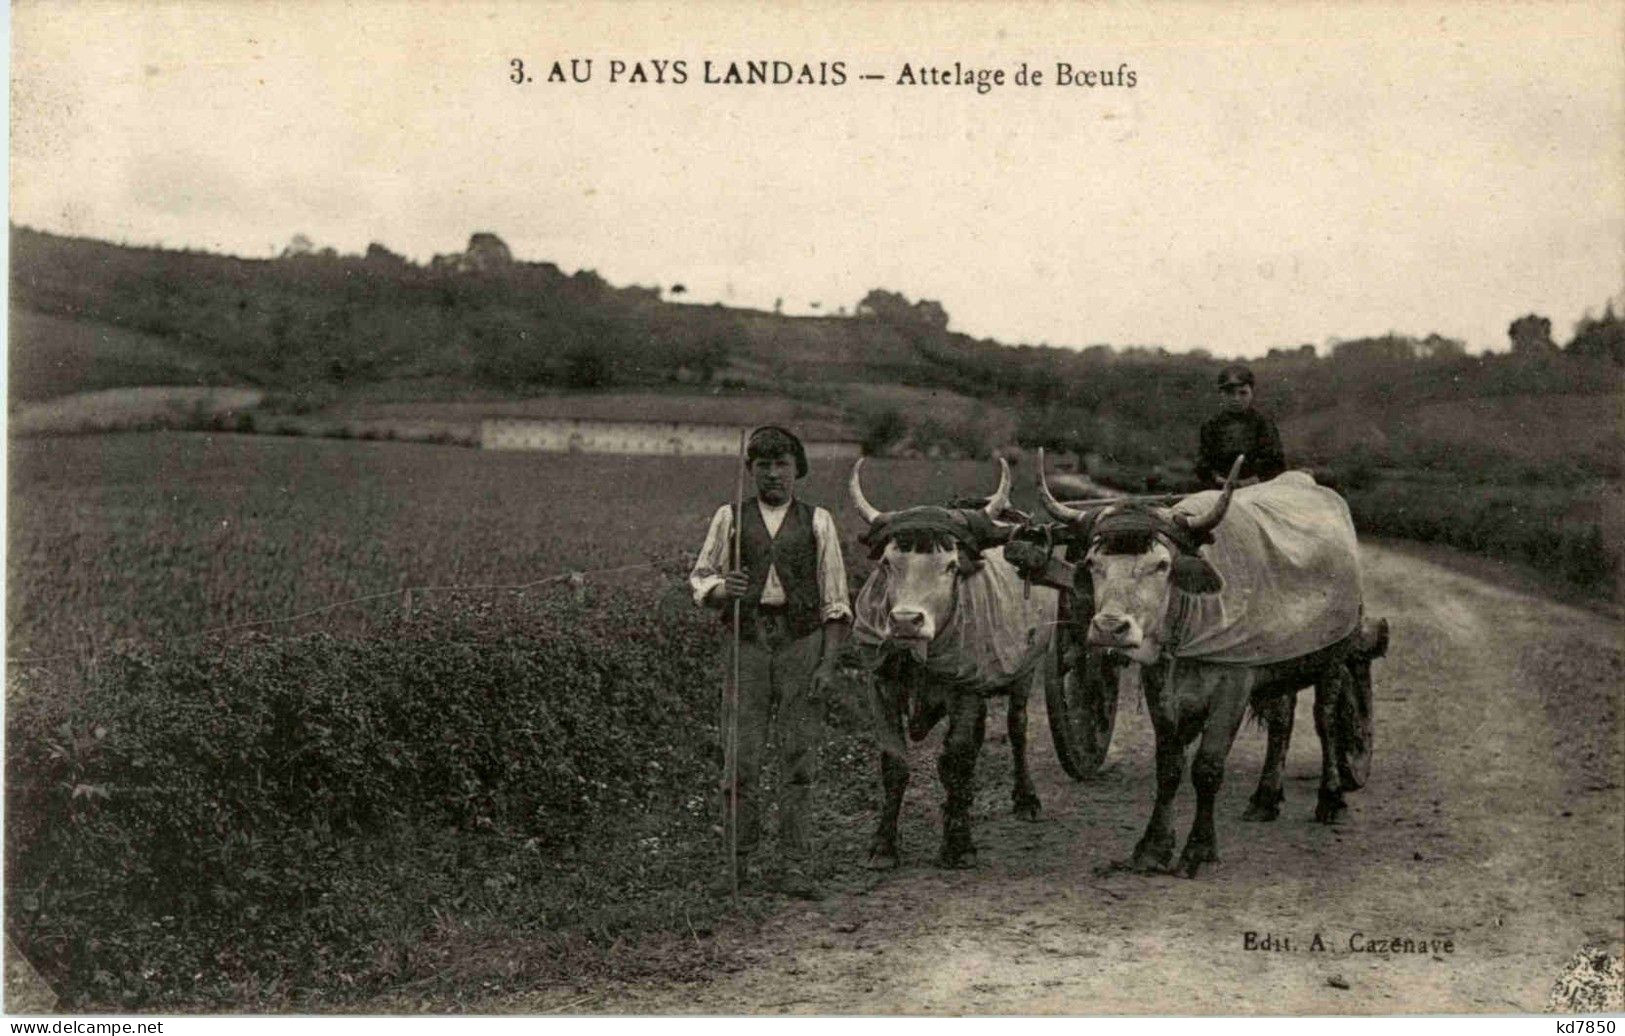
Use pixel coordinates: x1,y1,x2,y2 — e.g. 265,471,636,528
850,456,1014,527
848,457,888,526
1034,447,1086,524
1056,451,1387,878
1173,454,1244,538
842,453,1057,870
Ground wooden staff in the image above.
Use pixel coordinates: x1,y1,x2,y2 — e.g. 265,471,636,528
726,428,747,901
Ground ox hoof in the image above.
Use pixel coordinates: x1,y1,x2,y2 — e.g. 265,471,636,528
1242,801,1281,823
1175,845,1218,879
937,848,979,870
1127,851,1171,874
1128,835,1175,874
1314,792,1349,825
1314,803,1349,825
1013,797,1042,823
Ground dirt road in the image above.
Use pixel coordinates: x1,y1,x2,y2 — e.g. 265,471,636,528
522,545,1624,1014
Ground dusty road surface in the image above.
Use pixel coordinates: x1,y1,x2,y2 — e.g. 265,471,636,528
517,545,1624,1015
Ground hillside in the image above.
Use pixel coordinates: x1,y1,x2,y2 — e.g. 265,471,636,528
8,225,1624,593
8,308,247,401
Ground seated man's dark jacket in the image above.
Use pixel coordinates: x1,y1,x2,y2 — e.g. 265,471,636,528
1197,409,1286,485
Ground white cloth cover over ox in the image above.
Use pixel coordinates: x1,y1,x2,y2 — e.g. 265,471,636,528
1168,471,1362,664
851,546,1058,693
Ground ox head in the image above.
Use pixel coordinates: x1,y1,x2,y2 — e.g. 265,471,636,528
850,457,1012,655
1037,454,1242,663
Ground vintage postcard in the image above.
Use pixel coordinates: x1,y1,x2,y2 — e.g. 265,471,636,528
6,0,1622,1023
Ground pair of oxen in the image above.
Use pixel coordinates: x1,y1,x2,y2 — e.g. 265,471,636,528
842,454,1388,879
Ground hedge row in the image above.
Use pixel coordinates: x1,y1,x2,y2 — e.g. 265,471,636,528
1343,481,1618,594
5,585,725,1008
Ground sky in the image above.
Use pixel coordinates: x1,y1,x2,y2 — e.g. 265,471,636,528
9,0,1623,356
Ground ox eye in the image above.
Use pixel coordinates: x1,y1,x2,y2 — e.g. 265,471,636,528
1153,558,1170,573
945,559,958,573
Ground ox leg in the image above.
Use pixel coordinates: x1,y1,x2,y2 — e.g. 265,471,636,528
867,681,909,870
1313,669,1352,825
1244,692,1295,822
937,693,987,869
1007,680,1042,822
1129,664,1182,872
1177,677,1250,878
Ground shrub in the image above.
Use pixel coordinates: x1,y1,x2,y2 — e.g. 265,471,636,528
858,406,908,456
1557,523,1615,591
5,586,724,1008
1343,480,1619,599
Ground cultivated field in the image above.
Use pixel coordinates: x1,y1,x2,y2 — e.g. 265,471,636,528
7,433,1014,660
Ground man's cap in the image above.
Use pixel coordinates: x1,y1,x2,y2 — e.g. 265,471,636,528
746,425,808,478
1216,364,1255,389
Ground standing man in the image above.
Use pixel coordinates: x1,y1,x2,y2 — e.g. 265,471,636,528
690,425,851,899
1196,363,1287,488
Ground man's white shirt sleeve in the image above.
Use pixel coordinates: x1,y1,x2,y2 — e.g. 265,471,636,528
813,506,853,622
689,504,732,607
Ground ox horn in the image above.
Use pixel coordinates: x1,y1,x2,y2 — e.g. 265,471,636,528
1035,447,1086,524
983,457,1013,520
848,458,887,525
1179,454,1244,536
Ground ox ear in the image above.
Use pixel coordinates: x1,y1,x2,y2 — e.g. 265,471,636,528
1171,555,1223,595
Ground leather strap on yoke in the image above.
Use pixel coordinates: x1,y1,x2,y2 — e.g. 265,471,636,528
861,507,995,560
1090,506,1212,557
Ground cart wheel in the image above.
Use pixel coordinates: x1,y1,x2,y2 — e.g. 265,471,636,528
1045,595,1120,779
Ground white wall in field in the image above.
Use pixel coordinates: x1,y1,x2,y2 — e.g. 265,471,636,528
480,418,861,459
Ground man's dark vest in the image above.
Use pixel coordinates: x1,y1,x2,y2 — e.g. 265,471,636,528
724,498,823,640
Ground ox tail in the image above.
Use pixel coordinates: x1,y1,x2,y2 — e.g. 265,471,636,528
1356,617,1391,661
1247,694,1293,731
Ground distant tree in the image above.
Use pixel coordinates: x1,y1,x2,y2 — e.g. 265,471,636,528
464,232,513,271
1267,343,1320,360
562,339,612,388
858,406,908,456
1014,405,1095,455
1508,314,1557,354
1567,303,1625,363
1333,335,1417,363
911,299,949,332
1417,333,1467,359
687,319,743,383
280,233,314,259
857,289,950,333
569,269,607,296
670,284,687,295
364,242,408,267
857,288,911,321
942,414,990,458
